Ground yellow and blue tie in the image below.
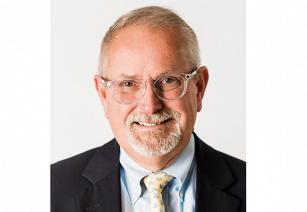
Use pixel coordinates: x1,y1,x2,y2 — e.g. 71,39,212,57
143,172,174,212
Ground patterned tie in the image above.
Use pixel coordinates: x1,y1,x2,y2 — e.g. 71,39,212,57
143,172,174,212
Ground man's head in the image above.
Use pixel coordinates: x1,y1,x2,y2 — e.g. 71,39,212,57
95,6,209,170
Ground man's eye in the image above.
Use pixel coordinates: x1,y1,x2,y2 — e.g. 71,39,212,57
161,76,176,84
120,80,135,87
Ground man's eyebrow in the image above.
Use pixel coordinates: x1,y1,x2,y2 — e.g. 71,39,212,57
117,73,137,78
152,70,177,78
157,70,175,75
117,69,176,79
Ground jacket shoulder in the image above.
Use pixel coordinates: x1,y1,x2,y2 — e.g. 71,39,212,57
51,146,100,196
194,133,246,179
199,139,246,183
51,140,119,212
194,133,246,209
218,150,246,182
51,147,99,177
51,140,116,192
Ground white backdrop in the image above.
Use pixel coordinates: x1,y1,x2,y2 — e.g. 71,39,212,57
51,0,245,162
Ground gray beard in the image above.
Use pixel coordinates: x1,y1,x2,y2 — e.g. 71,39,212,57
127,121,181,157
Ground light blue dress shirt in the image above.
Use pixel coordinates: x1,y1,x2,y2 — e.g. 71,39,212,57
119,135,196,212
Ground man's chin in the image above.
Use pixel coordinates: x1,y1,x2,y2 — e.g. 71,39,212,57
127,128,181,157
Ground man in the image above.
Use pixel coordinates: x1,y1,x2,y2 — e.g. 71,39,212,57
51,6,245,212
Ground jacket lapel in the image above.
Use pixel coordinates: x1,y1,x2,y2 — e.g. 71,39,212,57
80,140,121,212
194,133,241,212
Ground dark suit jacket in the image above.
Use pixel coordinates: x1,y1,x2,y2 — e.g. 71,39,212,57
51,133,246,212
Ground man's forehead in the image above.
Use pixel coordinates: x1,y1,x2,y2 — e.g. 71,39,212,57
106,24,184,57
103,25,189,79
112,24,181,42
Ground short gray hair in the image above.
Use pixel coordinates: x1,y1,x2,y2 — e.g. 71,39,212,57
98,6,201,77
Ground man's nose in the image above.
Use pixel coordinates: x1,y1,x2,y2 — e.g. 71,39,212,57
137,84,163,114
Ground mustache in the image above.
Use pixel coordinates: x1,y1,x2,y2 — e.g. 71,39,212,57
126,110,180,127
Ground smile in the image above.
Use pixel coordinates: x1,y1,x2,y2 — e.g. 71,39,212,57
138,122,159,127
133,118,173,128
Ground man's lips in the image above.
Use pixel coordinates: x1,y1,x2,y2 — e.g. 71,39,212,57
132,118,174,129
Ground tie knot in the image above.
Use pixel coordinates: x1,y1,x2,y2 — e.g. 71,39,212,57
143,172,173,193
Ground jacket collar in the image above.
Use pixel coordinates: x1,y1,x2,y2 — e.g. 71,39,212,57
82,139,120,183
80,139,121,212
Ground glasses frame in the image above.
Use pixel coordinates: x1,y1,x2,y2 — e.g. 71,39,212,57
99,68,199,105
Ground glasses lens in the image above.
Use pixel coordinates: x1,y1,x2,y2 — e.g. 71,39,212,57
111,79,144,104
154,75,185,100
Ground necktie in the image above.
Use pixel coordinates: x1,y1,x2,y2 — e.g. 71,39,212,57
143,172,174,212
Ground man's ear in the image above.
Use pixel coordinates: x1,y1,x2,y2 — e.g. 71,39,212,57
94,75,109,119
195,66,209,112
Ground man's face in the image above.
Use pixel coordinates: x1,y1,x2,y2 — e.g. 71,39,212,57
95,25,208,162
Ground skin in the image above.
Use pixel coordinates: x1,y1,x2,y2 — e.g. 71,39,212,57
95,25,209,171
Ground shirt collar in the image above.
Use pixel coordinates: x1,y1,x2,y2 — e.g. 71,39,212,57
119,134,195,204
163,134,195,186
119,147,148,204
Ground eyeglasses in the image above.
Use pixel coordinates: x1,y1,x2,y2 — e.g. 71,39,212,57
99,68,198,104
